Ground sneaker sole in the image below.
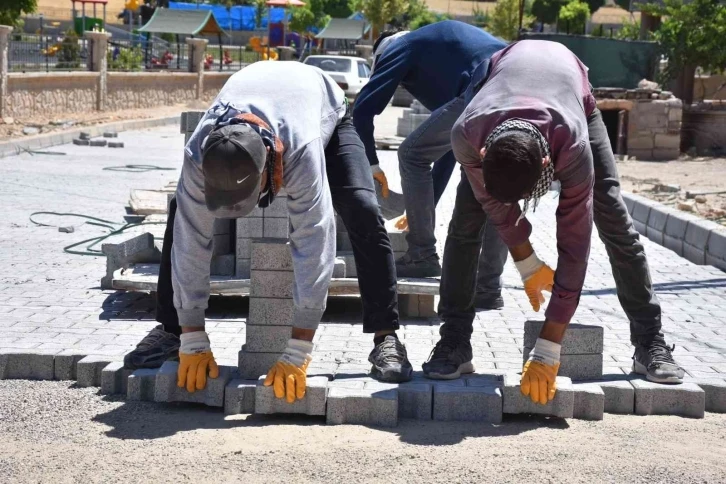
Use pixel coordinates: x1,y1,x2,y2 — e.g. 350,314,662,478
632,360,684,384
370,365,414,383
423,361,475,380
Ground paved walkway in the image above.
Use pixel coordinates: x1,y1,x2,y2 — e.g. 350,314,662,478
1,123,725,381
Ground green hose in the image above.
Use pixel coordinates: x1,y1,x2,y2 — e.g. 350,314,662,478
29,211,166,257
102,165,176,173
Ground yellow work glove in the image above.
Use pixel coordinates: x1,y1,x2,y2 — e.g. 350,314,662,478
521,338,561,405
393,213,408,231
515,252,555,312
177,331,219,393
264,338,313,403
371,165,389,198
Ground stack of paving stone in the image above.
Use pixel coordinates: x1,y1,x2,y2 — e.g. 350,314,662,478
396,100,431,138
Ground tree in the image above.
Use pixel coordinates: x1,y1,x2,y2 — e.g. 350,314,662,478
490,0,534,41
254,0,267,29
351,0,409,33
531,0,565,26
614,18,640,41
644,0,726,104
0,0,37,28
558,0,589,34
324,0,353,18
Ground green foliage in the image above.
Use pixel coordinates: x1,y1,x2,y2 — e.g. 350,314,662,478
490,0,534,40
289,7,317,33
471,5,489,27
56,29,81,69
531,0,565,25
614,17,640,41
351,0,409,32
108,45,143,71
324,0,353,18
643,0,726,84
254,0,267,29
0,0,37,27
159,32,176,43
558,0,589,34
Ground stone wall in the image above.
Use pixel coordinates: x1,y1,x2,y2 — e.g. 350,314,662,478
106,72,198,111
202,72,235,102
627,98,682,161
7,72,98,119
694,75,726,101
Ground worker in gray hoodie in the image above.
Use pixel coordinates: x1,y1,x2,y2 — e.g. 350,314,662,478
124,62,413,401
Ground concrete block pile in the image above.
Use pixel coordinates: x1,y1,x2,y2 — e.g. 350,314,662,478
235,196,289,278
396,100,431,138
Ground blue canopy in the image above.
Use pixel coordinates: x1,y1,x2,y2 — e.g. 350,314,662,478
169,2,289,31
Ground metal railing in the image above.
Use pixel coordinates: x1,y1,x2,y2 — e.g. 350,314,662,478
9,33,90,72
204,45,261,72
107,39,191,72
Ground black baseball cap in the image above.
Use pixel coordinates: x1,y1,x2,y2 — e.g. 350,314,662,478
202,124,267,215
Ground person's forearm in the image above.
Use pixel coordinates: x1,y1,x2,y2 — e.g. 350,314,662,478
182,326,205,334
509,240,534,262
539,319,568,344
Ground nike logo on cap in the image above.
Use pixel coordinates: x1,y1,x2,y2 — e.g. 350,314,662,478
236,175,251,184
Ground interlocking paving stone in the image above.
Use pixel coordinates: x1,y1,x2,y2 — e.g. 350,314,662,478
693,379,726,413
100,361,132,395
523,321,604,354
632,379,705,418
250,271,294,299
224,379,257,415
590,378,636,414
250,239,292,271
76,355,114,387
127,368,159,401
522,348,603,381
433,383,503,423
154,361,233,407
326,387,398,427
502,374,574,418
572,383,605,420
248,297,295,326
245,325,292,353
255,376,328,415
238,346,281,380
53,353,87,381
0,350,55,380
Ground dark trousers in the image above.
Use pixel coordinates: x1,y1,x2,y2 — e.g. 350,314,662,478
438,109,663,345
156,115,399,335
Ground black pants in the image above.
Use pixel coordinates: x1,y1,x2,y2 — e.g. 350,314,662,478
438,109,663,345
156,116,399,335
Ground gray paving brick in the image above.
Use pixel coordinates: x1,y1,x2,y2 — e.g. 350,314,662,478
237,237,252,259
433,383,503,422
0,351,55,380
326,387,398,427
245,324,292,353
53,353,86,381
305,362,337,380
336,231,352,251
100,361,132,395
522,348,603,381
263,218,289,239
255,375,328,415
387,230,408,253
693,379,726,413
502,374,574,418
523,321,604,354
127,368,159,401
238,346,281,380
250,270,294,298
251,239,293,271
396,382,432,420
399,294,436,318
632,379,705,418
154,361,233,407
572,383,605,420
224,379,258,415
248,297,294,326
263,197,289,218
236,258,251,278
593,379,636,414
210,254,235,276
76,355,116,387
236,218,263,238
333,257,346,278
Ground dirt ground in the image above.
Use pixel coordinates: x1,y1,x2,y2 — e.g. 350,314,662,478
0,380,725,483
618,156,726,226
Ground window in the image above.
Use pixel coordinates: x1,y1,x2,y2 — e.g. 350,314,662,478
305,57,352,73
357,61,371,78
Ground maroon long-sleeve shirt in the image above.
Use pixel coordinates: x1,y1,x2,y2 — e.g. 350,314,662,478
451,40,597,324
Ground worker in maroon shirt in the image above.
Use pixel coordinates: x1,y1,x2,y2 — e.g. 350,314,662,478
424,40,684,404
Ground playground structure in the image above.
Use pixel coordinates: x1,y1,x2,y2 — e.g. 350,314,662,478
71,0,108,34
248,36,278,61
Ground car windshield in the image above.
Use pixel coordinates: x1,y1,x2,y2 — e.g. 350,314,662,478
306,57,352,73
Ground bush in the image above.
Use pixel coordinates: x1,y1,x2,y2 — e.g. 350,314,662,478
108,45,143,71
558,0,590,35
56,29,81,69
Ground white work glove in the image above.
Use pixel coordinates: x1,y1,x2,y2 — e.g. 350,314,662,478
263,339,313,403
521,338,562,405
515,252,555,312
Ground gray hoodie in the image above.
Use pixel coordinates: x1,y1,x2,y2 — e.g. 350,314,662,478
173,61,347,330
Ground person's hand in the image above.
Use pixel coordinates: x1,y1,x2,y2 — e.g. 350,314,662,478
177,331,219,393
521,338,561,405
393,213,408,231
514,252,554,312
264,339,313,403
371,165,389,198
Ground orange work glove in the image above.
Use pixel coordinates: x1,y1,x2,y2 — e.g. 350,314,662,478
177,331,219,393
264,339,313,403
371,165,389,198
521,338,561,405
515,252,555,312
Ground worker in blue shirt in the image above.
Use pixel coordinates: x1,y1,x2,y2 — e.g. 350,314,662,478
353,20,509,309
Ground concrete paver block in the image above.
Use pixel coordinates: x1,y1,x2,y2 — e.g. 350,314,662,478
337,251,356,277
522,348,603,381
127,368,159,401
237,218,263,238
572,383,605,420
632,379,705,418
387,230,408,253
503,374,574,418
101,232,160,289
90,139,107,147
336,231,352,251
54,353,86,381
399,294,436,318
77,355,114,387
397,382,432,420
210,254,235,276
107,141,125,148
0,351,55,380
255,376,328,415
326,387,398,427
433,384,503,423
333,257,346,278
523,321,604,354
245,324,292,353
250,270,294,298
100,361,132,395
694,380,726,413
224,379,257,415
595,379,635,414
263,218,289,239
154,361,232,407
238,346,281,380
263,197,289,218
251,239,292,271
249,297,294,326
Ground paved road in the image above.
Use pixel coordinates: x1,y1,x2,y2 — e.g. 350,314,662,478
1,121,725,381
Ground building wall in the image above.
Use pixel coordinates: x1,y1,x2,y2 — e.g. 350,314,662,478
106,72,198,111
7,72,98,119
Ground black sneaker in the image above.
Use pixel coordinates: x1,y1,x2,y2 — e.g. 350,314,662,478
123,325,180,370
474,294,504,310
632,340,685,384
395,253,442,278
422,333,475,380
368,335,413,383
